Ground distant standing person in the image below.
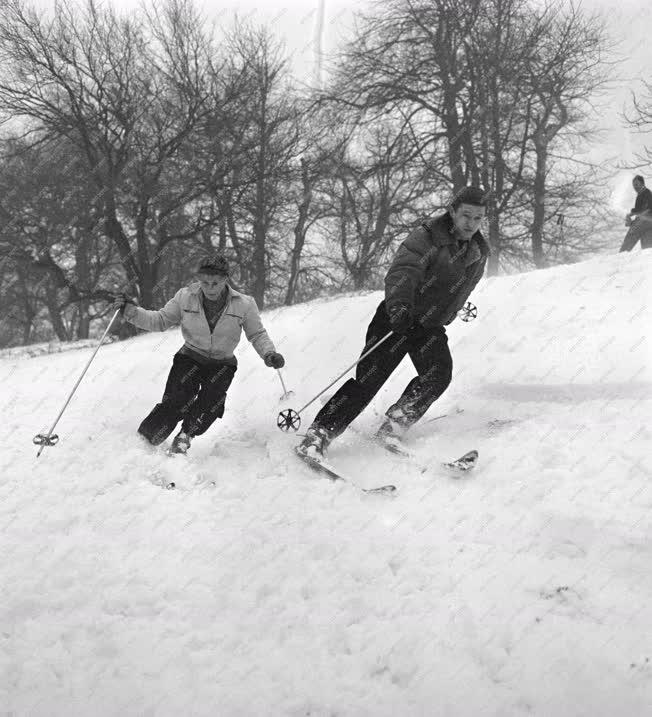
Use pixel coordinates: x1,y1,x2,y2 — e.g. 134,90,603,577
113,255,285,454
296,186,491,459
620,175,652,252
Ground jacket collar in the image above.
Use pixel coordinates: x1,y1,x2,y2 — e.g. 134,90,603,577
424,212,490,257
422,213,457,245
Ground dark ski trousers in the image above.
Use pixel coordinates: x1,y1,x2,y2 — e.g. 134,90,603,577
619,218,652,252
313,302,453,439
138,352,236,446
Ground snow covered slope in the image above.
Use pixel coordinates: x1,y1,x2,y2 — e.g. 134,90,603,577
3,251,651,716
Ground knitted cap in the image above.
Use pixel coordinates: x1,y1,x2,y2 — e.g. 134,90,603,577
197,255,229,276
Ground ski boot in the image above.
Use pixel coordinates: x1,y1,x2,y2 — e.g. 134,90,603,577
296,424,332,459
169,430,192,455
375,412,409,456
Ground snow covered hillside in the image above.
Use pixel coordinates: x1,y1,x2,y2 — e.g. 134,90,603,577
3,250,651,716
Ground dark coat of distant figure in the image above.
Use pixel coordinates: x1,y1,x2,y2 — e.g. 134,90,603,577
620,177,652,252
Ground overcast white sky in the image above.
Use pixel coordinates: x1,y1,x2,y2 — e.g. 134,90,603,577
31,0,652,211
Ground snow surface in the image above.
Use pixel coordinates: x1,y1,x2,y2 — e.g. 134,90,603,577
3,251,652,716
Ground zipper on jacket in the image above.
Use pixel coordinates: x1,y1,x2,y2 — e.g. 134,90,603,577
209,294,232,358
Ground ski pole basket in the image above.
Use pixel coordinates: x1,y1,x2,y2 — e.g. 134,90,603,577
460,302,477,322
33,433,59,446
277,408,301,432
276,331,394,432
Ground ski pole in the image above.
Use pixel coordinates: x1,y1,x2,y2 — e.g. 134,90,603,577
33,308,121,457
276,369,294,401
277,331,394,432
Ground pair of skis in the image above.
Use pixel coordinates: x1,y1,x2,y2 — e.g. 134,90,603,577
294,443,478,495
149,439,478,494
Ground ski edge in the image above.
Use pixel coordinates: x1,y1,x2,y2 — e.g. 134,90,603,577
294,447,397,495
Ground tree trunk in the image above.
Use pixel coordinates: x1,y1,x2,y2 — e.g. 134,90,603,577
104,190,141,295
285,159,312,305
218,213,227,252
45,281,68,340
17,268,34,344
135,197,155,307
437,16,466,189
531,132,548,268
352,266,368,290
252,92,268,308
531,148,546,269
486,211,500,276
77,303,90,339
75,233,92,338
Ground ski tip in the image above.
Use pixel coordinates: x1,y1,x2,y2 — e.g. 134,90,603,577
363,484,397,495
442,449,479,473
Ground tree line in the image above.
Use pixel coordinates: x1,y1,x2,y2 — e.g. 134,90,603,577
0,0,644,347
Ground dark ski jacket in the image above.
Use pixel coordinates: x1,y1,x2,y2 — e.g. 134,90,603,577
631,187,652,215
384,212,491,328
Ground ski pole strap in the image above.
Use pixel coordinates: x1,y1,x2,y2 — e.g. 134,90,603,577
295,331,394,416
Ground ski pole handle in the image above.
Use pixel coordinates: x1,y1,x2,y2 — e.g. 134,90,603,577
35,308,121,457
295,331,394,416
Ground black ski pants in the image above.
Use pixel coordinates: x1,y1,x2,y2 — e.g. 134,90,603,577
138,352,236,445
619,218,652,252
313,302,453,439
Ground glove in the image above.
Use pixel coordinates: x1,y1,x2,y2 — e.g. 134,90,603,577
264,352,285,369
625,214,632,227
387,303,414,334
111,292,137,316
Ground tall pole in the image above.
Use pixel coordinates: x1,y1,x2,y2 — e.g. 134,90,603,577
313,0,325,89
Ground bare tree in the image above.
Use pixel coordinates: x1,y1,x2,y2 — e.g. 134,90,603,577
322,118,434,289
522,0,613,267
220,21,304,308
320,0,616,273
0,0,236,308
623,80,652,168
0,136,116,346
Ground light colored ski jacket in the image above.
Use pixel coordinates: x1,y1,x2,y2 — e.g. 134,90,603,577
123,283,275,362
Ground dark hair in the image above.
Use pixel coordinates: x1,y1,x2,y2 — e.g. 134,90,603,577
633,175,645,185
450,186,489,210
197,255,229,276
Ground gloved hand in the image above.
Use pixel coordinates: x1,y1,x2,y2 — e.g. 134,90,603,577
387,303,414,334
111,292,137,316
625,214,632,227
264,352,285,369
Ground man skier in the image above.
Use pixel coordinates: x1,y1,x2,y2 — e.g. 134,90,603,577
297,186,490,459
113,255,285,454
620,175,652,252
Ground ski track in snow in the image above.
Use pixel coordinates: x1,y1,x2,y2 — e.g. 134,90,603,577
2,251,652,716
